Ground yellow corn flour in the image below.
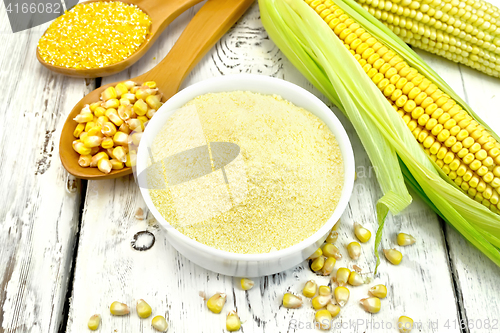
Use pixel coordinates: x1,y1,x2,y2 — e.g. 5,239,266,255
149,91,344,254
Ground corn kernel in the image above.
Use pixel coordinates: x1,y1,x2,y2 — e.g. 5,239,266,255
360,297,381,313
397,233,416,246
354,222,371,243
98,158,112,174
311,256,325,272
283,293,303,308
347,241,361,260
241,278,254,290
78,155,92,167
73,123,85,138
303,280,317,298
110,301,129,315
207,293,226,313
369,284,387,298
151,315,168,332
309,248,323,260
348,271,364,286
322,243,342,260
312,295,331,309
384,248,403,265
334,286,349,307
110,159,124,170
315,309,332,330
398,316,414,333
226,311,241,332
87,314,100,331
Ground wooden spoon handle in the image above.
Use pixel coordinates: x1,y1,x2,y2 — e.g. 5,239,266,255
140,0,255,99
137,0,204,35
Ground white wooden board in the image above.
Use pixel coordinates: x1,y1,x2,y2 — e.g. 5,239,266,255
0,6,85,333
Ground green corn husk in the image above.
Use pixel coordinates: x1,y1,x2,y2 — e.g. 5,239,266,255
259,0,500,270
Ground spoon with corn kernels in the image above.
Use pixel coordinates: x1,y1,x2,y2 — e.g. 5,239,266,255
59,0,254,179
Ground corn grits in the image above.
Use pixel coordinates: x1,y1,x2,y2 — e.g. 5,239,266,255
149,91,344,254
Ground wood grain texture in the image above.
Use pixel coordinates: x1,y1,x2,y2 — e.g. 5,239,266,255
66,3,467,333
0,7,85,333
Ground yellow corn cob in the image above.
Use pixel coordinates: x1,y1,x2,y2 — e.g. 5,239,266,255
355,0,500,78
307,0,500,214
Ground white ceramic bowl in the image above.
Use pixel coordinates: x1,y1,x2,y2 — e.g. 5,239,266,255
137,74,355,277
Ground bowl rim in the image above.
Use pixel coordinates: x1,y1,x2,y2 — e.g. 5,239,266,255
137,74,355,261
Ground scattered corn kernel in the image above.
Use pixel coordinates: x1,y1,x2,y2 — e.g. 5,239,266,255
241,278,254,290
283,293,303,308
315,309,332,330
335,267,350,286
334,286,350,307
207,293,226,314
354,222,371,243
369,284,387,299
226,311,241,332
311,256,325,272
303,280,317,298
322,243,342,260
312,295,331,310
308,248,322,260
318,285,331,296
136,299,152,319
384,248,403,265
397,233,416,246
151,315,168,332
360,297,381,313
347,242,361,260
109,301,129,315
87,314,100,331
398,316,414,333
326,303,340,318
322,257,336,276
348,271,364,286
325,230,338,243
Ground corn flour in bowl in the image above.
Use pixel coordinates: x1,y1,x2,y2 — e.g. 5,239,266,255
137,75,354,276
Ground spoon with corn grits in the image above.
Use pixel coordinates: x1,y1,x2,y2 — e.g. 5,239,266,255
59,0,254,180
37,0,204,78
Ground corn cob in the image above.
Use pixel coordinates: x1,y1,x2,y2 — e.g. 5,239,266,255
306,0,500,214
355,0,500,78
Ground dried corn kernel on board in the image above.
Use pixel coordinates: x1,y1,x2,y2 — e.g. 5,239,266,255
1,2,499,333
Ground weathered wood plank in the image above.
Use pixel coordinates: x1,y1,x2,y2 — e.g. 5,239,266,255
0,6,86,333
67,3,462,332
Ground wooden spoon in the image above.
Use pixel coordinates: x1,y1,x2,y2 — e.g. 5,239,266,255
37,0,204,78
59,0,254,180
